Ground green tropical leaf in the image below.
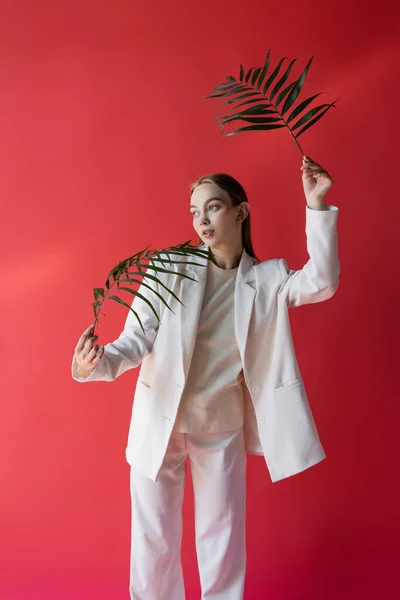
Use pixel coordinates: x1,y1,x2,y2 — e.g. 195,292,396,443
251,67,262,86
225,92,266,106
134,264,199,278
204,49,338,155
218,105,275,125
225,124,285,136
262,56,286,95
209,82,241,94
91,242,215,332
225,116,282,125
291,102,336,131
205,83,249,99
281,56,313,115
119,276,182,310
294,101,338,138
220,103,274,117
269,58,296,101
94,288,105,302
256,49,271,90
225,97,269,112
244,67,255,83
275,80,297,107
106,295,145,334
118,286,161,322
286,93,322,123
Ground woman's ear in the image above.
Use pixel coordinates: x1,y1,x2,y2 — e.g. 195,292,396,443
237,201,250,221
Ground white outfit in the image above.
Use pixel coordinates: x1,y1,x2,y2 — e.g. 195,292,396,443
128,259,248,599
72,203,340,599
173,259,244,433
72,204,340,485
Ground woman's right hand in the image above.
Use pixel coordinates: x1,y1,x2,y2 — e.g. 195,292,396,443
74,324,104,373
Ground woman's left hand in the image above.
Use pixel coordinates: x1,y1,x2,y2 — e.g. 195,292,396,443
301,155,334,208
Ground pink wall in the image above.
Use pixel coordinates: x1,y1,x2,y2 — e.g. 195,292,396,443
1,0,399,598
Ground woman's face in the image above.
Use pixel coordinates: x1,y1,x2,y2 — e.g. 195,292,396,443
190,181,247,248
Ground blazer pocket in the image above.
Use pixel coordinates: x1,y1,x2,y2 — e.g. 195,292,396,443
274,378,303,393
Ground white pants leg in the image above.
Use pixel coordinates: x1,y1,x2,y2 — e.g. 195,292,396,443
129,427,246,600
129,432,187,600
188,428,247,600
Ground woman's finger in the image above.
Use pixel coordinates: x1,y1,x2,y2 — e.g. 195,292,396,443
301,162,322,170
91,346,104,364
83,335,98,358
75,324,95,353
84,345,100,365
303,156,324,169
314,171,334,183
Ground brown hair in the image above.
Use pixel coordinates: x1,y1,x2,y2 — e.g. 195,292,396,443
190,173,259,261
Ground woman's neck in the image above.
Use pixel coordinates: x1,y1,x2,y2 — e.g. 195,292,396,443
209,243,243,270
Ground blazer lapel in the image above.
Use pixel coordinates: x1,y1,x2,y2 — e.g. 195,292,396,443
177,251,208,383
177,243,257,385
235,251,257,366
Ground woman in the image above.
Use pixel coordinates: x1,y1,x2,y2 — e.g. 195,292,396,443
72,155,339,600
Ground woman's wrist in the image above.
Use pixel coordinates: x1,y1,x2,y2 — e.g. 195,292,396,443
73,357,96,376
306,200,328,210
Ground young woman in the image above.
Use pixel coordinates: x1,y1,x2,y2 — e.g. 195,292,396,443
72,155,339,600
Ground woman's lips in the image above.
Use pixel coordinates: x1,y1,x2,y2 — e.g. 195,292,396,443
202,230,214,238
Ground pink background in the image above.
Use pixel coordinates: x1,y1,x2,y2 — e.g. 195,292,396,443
1,0,399,598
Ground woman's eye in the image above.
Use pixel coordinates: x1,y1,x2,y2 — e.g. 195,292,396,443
191,205,219,217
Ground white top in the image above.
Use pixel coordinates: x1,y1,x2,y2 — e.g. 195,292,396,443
172,257,244,433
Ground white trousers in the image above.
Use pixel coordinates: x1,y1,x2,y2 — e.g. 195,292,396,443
129,426,247,600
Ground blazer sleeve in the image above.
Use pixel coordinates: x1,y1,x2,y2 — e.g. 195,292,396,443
71,274,162,383
278,204,340,308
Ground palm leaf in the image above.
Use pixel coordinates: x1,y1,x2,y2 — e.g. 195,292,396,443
204,48,339,155
91,241,214,332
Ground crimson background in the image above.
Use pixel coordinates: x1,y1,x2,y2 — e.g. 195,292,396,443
1,1,399,598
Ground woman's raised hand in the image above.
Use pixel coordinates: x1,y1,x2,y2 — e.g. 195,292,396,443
301,155,334,209
74,324,104,373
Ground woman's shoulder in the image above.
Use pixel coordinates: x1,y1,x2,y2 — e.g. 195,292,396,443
253,257,285,281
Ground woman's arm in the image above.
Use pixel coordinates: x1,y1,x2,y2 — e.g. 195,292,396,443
278,155,340,308
278,203,339,308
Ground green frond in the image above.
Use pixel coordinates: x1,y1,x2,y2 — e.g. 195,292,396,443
281,56,313,115
256,49,271,90
286,93,322,123
269,58,296,101
204,49,338,155
91,242,215,332
107,295,146,334
294,101,338,138
251,67,262,86
225,123,285,136
120,275,183,309
291,102,335,131
262,56,286,96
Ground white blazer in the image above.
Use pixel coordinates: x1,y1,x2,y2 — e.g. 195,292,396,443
72,204,340,483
